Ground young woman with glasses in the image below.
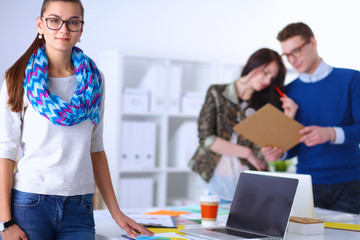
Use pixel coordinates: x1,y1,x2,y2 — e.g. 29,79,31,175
0,0,153,239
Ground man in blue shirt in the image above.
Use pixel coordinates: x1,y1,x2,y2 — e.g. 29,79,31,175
262,22,360,214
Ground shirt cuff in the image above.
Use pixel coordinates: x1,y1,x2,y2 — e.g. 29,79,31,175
333,127,345,144
279,152,288,161
204,135,216,150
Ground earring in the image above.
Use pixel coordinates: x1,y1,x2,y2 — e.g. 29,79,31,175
78,38,81,42
38,34,43,39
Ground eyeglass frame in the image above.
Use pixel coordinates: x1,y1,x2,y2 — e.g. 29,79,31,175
40,17,84,32
281,39,311,60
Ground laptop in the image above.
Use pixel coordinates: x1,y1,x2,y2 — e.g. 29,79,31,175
180,172,298,240
244,170,314,218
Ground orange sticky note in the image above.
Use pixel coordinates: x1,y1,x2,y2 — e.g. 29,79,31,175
144,210,190,217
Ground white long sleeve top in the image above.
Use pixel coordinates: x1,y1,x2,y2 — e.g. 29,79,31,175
0,75,104,196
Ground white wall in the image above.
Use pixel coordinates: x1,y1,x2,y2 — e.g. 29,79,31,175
1,0,360,87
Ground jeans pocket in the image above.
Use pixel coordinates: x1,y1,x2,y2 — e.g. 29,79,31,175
12,189,43,208
80,194,94,214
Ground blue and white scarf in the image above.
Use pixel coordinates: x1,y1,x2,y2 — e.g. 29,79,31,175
24,45,102,126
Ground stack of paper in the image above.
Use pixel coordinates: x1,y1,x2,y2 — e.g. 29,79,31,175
287,216,324,235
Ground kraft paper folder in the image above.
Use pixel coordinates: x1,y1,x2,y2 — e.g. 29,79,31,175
233,103,304,152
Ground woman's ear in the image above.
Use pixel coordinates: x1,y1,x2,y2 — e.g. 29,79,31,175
37,17,44,35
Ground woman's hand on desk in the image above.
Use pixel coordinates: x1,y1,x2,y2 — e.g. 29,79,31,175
261,146,283,162
0,224,28,240
114,212,153,238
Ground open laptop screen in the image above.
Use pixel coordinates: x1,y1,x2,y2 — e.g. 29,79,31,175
227,173,298,238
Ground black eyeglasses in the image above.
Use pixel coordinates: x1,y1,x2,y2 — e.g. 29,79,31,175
41,17,84,32
281,40,310,59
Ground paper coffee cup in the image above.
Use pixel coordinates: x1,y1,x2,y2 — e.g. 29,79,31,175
200,195,220,226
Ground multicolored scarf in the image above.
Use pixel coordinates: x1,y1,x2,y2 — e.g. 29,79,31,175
24,45,102,126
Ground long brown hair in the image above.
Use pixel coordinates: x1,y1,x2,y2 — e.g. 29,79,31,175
5,0,84,112
241,48,286,111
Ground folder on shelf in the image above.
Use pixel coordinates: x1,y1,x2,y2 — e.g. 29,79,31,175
169,66,182,113
132,121,143,167
169,121,198,168
233,103,304,152
139,64,167,113
120,121,133,170
121,121,157,170
142,121,157,168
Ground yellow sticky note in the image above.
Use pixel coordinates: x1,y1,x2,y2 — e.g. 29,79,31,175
147,225,185,234
324,222,360,231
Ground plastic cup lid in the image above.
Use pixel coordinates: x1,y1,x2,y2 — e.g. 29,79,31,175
200,195,220,202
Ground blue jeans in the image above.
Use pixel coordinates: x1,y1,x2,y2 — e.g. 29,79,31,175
313,180,360,214
1,189,95,240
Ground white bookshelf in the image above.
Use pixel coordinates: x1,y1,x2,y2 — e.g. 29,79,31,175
99,51,221,208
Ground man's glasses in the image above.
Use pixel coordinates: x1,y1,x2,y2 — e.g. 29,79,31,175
41,17,84,32
281,40,310,60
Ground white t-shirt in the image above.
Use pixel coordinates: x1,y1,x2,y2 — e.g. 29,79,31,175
0,75,104,196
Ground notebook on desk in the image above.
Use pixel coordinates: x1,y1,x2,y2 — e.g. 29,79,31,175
180,172,298,240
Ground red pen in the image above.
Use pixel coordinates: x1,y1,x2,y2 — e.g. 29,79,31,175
275,86,285,97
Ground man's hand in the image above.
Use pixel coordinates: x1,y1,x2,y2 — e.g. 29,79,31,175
299,126,332,146
261,146,283,162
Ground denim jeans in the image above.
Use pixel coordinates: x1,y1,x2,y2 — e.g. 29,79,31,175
1,189,95,240
313,180,360,214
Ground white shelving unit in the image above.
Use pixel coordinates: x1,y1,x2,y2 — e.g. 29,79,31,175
98,50,296,208
98,51,220,208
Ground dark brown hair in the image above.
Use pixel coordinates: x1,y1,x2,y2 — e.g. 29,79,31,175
241,48,286,111
277,22,314,42
5,0,84,112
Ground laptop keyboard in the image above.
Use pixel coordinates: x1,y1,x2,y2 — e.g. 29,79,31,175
209,227,266,239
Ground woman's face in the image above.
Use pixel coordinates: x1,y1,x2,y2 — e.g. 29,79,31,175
37,1,83,54
251,61,279,92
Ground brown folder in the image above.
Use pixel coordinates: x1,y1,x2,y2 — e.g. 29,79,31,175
233,103,304,152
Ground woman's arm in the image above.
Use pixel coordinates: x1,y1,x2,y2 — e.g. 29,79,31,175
91,151,153,238
0,158,28,239
210,137,267,171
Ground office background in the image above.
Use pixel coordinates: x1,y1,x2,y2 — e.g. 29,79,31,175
1,0,360,86
1,0,360,208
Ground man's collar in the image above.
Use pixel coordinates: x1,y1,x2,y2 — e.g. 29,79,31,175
299,60,333,83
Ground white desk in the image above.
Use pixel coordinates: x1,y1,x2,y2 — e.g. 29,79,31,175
94,207,360,240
